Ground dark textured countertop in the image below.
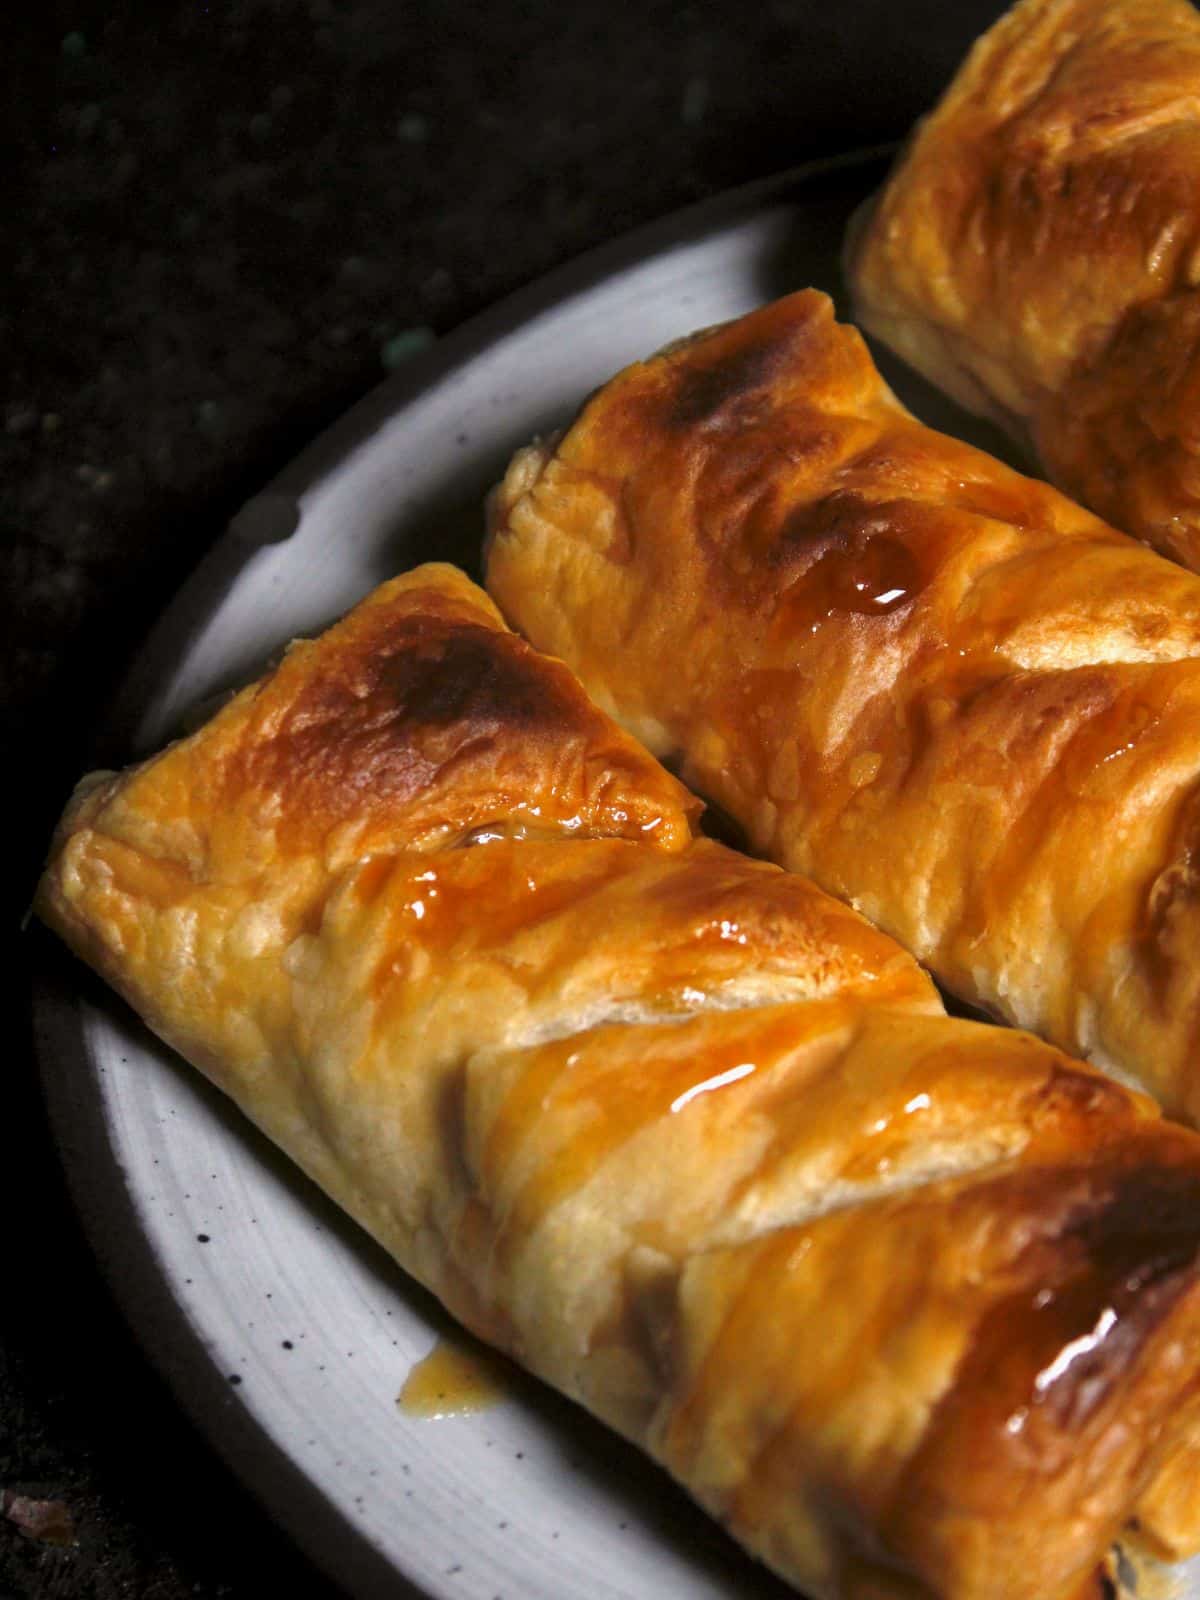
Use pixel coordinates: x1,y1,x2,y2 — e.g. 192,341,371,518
8,4,1008,1595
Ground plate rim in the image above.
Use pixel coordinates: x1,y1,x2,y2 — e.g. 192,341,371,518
96,141,894,756
30,143,892,1600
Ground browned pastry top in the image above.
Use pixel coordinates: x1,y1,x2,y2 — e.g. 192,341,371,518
38,560,1200,1598
487,289,1200,1123
847,0,1200,568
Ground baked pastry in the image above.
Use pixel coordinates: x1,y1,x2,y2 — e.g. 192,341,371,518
486,289,1200,1128
845,0,1200,571
36,562,1200,1599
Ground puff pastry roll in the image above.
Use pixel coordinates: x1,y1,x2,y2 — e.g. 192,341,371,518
486,290,1200,1128
36,562,1200,1598
846,0,1200,571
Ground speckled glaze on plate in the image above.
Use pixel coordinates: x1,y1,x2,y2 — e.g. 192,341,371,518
33,150,1185,1600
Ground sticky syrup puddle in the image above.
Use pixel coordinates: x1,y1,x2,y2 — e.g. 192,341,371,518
397,1336,513,1419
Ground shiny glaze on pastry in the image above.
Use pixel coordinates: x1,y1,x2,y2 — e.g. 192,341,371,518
37,564,1200,1599
846,0,1200,571
486,290,1200,1124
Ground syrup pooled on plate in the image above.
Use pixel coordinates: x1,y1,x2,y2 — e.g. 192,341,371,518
397,1335,512,1419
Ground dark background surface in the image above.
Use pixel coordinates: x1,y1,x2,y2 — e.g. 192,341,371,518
6,3,1009,1596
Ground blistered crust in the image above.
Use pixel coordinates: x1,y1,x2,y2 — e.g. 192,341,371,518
846,0,1200,570
37,562,1200,1599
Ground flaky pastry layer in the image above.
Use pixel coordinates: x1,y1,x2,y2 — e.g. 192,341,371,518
37,563,1200,1599
487,290,1200,1122
847,0,1200,571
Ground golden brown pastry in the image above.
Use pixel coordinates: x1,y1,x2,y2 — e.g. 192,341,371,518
486,290,1200,1127
846,0,1200,571
36,561,1200,1598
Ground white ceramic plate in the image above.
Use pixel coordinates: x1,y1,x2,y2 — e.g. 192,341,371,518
34,150,1176,1600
